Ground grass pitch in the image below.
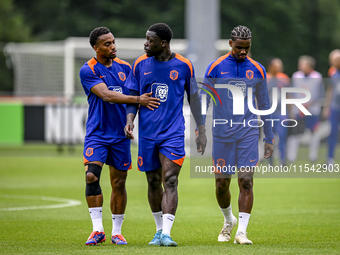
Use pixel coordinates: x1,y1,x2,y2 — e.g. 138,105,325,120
0,143,339,254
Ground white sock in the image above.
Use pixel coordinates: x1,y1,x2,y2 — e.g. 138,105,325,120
152,211,163,232
220,205,234,223
112,214,124,235
162,213,175,236
237,212,250,234
89,207,104,232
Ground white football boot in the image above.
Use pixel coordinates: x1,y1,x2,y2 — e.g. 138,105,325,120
234,231,253,244
218,215,237,242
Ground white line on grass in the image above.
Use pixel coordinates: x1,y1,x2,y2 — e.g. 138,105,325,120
0,195,82,211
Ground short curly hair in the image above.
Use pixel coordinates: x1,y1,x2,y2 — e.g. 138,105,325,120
148,23,173,42
89,27,111,48
231,25,252,41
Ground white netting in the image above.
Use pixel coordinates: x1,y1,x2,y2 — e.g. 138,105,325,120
4,41,65,96
3,38,229,99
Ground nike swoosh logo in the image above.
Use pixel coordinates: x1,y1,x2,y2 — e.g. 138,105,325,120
100,75,106,78
250,159,256,162
144,71,152,75
124,163,130,166
221,71,229,74
171,152,178,157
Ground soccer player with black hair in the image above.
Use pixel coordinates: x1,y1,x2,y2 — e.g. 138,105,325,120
201,25,274,244
79,26,160,246
124,23,207,247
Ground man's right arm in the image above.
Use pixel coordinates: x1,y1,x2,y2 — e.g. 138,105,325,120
91,83,159,109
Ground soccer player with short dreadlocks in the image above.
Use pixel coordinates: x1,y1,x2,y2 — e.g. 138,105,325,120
124,23,207,247
201,25,274,244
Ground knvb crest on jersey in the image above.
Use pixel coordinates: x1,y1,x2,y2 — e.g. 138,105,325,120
228,81,246,99
152,83,169,102
170,70,178,81
118,72,126,81
246,70,254,80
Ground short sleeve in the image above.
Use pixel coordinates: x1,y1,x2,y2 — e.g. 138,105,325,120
124,61,140,92
79,65,102,96
185,60,199,95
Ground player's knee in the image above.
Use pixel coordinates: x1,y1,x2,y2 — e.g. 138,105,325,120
85,164,102,196
164,174,178,190
111,177,126,191
240,178,253,191
86,172,97,183
147,173,162,190
215,178,229,193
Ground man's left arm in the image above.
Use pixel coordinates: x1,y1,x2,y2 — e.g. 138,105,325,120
186,77,207,155
256,76,274,159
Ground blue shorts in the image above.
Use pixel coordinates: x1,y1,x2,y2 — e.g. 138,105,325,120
137,136,186,172
212,135,259,174
83,138,132,170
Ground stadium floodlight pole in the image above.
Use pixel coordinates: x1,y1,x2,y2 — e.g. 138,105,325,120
64,38,75,102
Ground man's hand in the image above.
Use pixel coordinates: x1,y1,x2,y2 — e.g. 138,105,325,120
195,125,207,155
124,121,134,139
138,92,160,110
263,143,274,159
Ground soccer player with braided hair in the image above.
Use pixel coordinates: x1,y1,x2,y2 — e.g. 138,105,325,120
124,23,207,246
201,25,274,244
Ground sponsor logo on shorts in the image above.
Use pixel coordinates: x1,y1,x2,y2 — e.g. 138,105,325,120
118,72,126,81
100,75,106,78
221,71,229,74
124,163,130,166
171,152,179,157
250,159,257,162
86,147,93,157
144,71,152,75
138,156,143,166
170,70,179,80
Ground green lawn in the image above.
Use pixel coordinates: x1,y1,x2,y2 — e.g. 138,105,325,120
0,143,339,254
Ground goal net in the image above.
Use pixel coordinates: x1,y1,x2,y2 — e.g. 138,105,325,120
3,38,191,101
4,37,229,101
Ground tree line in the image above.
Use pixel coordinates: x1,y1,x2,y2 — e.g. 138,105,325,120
1,0,339,92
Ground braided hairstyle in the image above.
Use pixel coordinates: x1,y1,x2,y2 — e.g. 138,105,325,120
89,27,111,48
231,25,252,41
148,23,173,42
